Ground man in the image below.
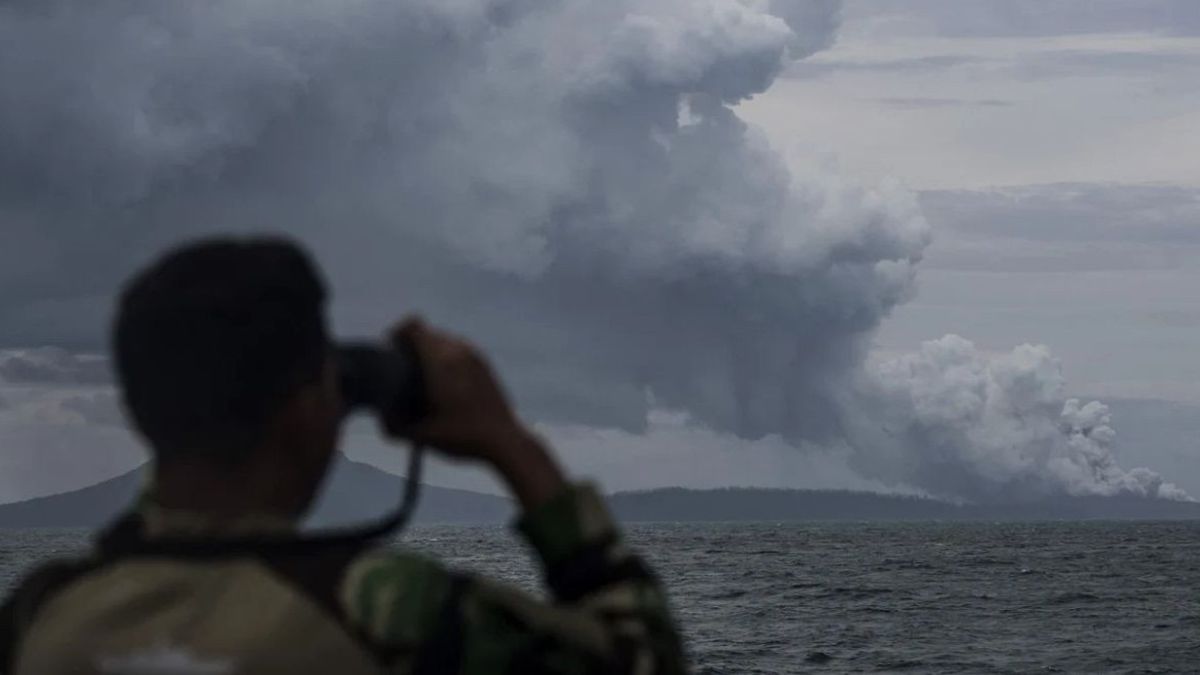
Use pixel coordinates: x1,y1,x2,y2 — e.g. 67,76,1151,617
0,238,687,674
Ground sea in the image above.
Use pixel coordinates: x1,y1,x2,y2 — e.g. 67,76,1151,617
1,521,1197,674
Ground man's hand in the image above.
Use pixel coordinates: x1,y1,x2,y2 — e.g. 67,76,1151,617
385,317,566,510
385,317,520,460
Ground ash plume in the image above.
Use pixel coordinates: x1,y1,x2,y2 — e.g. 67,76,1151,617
0,0,1185,501
848,336,1188,501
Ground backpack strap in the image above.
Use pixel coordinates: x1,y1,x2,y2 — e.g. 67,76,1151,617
96,512,398,666
257,543,409,665
0,505,417,673
0,556,104,674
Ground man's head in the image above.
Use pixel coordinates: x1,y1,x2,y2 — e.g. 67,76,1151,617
113,237,342,516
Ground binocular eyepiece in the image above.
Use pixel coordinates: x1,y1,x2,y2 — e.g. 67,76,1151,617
336,341,427,428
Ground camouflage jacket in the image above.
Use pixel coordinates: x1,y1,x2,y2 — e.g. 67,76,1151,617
0,483,688,674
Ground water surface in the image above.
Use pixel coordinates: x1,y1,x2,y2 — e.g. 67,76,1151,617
3,521,1197,673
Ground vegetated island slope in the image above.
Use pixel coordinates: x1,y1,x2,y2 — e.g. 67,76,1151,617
0,459,1196,529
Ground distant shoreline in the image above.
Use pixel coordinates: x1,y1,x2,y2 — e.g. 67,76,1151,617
0,459,1196,528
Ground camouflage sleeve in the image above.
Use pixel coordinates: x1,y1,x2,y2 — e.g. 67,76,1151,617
339,483,688,674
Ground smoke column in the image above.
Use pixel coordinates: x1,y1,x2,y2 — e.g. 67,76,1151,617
0,0,1186,501
851,336,1188,501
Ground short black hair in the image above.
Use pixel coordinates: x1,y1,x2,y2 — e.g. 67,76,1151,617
113,237,329,463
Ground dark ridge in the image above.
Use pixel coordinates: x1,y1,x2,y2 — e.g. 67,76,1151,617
0,455,512,529
0,471,1197,529
0,469,142,529
606,487,1200,522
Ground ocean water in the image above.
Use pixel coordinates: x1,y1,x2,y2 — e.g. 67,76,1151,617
2,521,1198,674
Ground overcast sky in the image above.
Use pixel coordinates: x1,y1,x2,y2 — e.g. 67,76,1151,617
0,0,1197,502
740,0,1200,405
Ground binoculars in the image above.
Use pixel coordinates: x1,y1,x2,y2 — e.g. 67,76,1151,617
336,340,427,427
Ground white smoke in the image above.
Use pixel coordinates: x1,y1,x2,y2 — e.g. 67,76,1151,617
0,0,1186,501
847,336,1188,501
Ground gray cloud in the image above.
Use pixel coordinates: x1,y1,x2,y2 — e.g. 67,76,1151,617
787,49,1200,83
874,97,1011,109
0,0,1184,502
916,182,1200,242
0,348,111,385
1143,309,1200,328
919,183,1200,273
0,349,134,500
0,349,122,427
2,0,926,443
1009,49,1200,80
843,0,1200,38
768,0,842,58
57,391,125,428
786,54,984,78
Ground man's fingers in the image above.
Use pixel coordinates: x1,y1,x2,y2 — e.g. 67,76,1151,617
390,315,426,347
382,316,512,461
393,316,466,359
392,315,448,373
